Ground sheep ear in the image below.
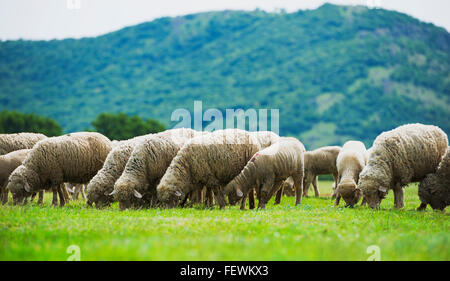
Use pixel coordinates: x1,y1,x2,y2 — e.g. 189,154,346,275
24,181,31,193
107,190,116,196
175,191,182,197
133,189,143,199
236,188,243,198
378,186,387,193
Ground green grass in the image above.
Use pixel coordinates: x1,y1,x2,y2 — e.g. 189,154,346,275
0,181,448,261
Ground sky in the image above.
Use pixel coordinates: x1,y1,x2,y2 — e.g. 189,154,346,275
0,0,449,40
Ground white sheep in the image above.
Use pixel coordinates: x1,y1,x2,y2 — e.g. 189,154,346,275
0,133,46,155
333,141,367,207
156,129,261,209
112,128,203,210
417,148,450,211
303,146,341,197
85,135,152,208
358,124,448,209
226,137,305,209
6,132,112,206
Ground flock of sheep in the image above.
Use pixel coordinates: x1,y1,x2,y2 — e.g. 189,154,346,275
0,123,449,211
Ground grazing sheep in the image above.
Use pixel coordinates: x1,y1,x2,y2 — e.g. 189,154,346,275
0,133,46,155
0,149,39,204
229,131,280,207
6,132,113,206
226,137,306,209
333,141,367,207
303,146,341,197
85,135,152,208
112,128,202,210
157,129,261,209
417,148,450,211
358,124,448,209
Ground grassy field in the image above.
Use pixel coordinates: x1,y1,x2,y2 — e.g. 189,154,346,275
0,181,448,261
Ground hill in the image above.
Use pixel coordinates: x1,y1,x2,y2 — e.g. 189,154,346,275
0,4,449,148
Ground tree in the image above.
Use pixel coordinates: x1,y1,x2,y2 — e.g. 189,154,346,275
0,110,63,136
91,112,166,140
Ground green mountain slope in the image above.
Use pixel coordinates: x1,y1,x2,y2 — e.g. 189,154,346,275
0,4,449,148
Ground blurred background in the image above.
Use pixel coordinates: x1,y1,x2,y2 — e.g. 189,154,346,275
0,0,448,148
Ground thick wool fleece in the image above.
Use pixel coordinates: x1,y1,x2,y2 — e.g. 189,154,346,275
157,129,261,208
85,135,151,208
418,148,450,210
0,133,46,155
113,128,202,210
225,137,305,208
358,123,448,209
303,146,341,197
6,132,112,203
334,141,367,206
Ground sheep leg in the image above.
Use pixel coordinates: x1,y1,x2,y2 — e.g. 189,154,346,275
51,187,58,206
62,185,70,202
313,176,320,197
57,185,66,207
1,188,8,205
360,197,367,207
37,190,44,204
204,187,214,208
212,187,226,209
331,173,339,199
239,193,248,210
334,193,341,206
30,192,37,202
248,189,255,209
293,175,304,206
302,174,311,197
417,202,427,211
274,185,283,205
81,185,86,200
393,185,404,209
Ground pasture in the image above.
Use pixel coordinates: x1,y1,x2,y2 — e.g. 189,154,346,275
0,181,448,261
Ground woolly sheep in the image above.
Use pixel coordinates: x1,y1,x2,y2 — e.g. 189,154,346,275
85,135,152,208
0,149,38,204
229,131,280,207
333,141,367,207
417,148,450,211
0,133,46,155
303,146,341,197
226,137,306,209
358,124,448,209
112,128,203,210
156,129,261,209
6,132,112,205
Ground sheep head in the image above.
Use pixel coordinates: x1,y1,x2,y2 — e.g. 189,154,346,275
336,179,362,207
6,165,36,205
358,177,388,209
113,179,146,210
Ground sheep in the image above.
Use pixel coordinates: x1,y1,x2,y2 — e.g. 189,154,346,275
0,149,42,204
157,129,261,209
417,148,450,211
333,141,367,207
358,124,448,209
0,133,46,155
6,132,113,206
112,128,203,210
231,131,280,207
226,137,305,209
85,135,152,208
303,146,341,197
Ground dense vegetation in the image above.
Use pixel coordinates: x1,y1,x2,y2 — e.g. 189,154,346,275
0,110,63,136
91,112,166,140
0,182,447,261
0,4,449,148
